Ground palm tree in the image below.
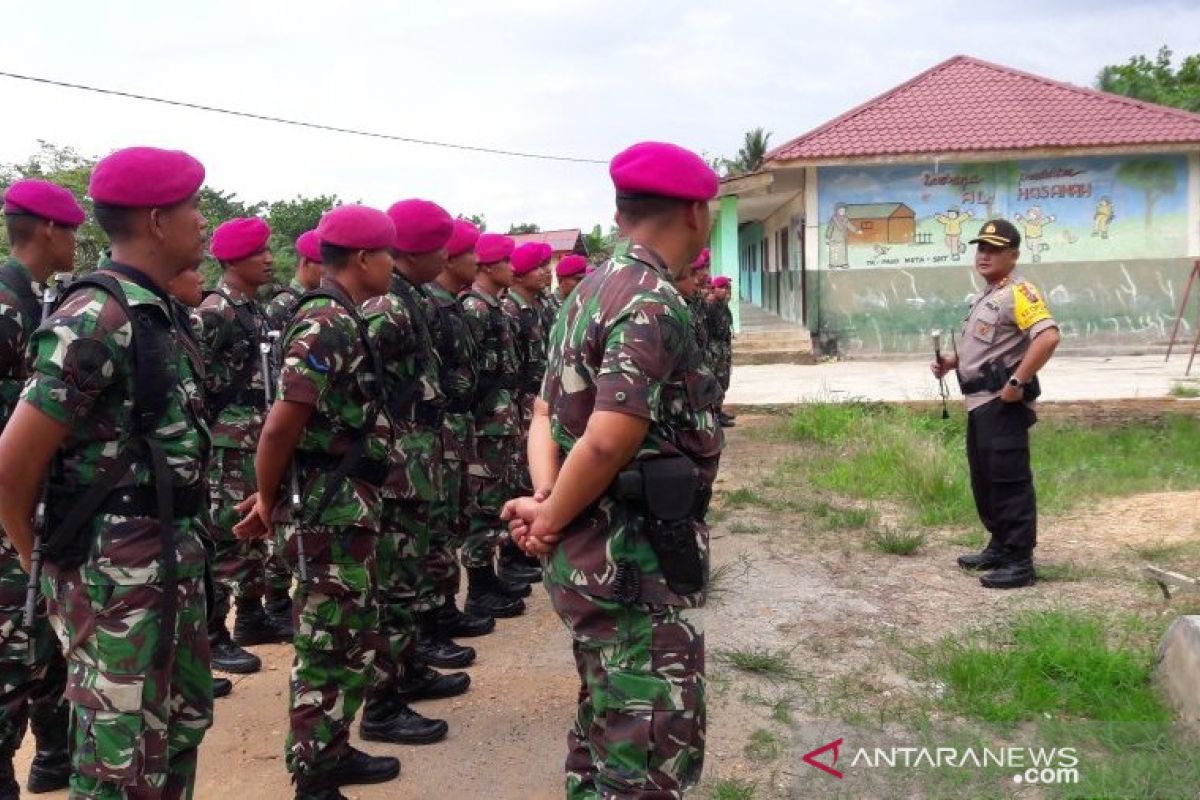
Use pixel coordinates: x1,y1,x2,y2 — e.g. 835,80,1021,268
725,128,772,176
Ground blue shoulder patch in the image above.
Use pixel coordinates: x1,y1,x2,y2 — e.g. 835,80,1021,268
306,353,331,374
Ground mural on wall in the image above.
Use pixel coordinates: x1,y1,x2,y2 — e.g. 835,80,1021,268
817,154,1191,270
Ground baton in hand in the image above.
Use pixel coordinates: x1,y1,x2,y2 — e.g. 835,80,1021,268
932,329,950,421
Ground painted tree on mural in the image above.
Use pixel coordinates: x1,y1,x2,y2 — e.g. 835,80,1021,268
1097,46,1200,113
1116,158,1178,232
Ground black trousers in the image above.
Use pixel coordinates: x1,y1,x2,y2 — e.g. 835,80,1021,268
966,399,1038,558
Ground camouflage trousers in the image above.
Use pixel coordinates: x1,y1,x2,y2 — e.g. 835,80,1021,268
511,394,535,497
0,545,68,762
207,448,268,613
425,454,469,598
44,521,213,800
280,524,379,777
548,583,706,800
370,500,432,691
463,434,516,569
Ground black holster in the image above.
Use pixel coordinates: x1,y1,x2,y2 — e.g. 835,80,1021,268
611,455,709,597
958,361,1042,400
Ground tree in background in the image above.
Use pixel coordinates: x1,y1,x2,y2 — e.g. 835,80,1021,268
718,128,772,178
1097,46,1200,112
459,213,487,232
262,194,338,285
582,224,617,263
507,222,541,235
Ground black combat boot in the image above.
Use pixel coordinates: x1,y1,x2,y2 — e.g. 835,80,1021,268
360,695,448,745
233,596,292,646
26,746,70,794
213,677,233,699
718,411,736,428
303,746,400,790
264,588,295,638
497,540,542,585
980,557,1037,590
414,610,476,669
396,662,471,703
0,752,19,800
294,786,347,800
465,566,525,619
956,546,1008,571
209,618,261,674
437,593,495,638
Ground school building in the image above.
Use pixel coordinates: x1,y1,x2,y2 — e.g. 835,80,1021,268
709,55,1200,355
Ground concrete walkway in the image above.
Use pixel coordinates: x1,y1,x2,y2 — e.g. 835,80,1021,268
725,354,1200,405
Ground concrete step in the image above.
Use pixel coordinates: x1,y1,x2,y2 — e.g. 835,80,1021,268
734,348,817,366
738,330,814,345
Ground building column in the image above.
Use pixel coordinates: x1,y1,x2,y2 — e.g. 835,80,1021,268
713,194,740,332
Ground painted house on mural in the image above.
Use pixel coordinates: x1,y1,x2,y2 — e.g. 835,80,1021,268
719,54,1200,355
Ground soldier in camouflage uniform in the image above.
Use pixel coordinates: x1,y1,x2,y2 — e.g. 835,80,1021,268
686,248,711,359
358,199,469,746
705,276,735,427
504,141,722,799
498,242,551,586
234,204,400,800
0,147,215,799
460,233,528,620
259,229,323,634
424,220,494,640
193,217,290,676
0,179,78,797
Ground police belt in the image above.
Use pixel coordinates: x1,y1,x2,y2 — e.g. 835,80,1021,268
958,362,1041,399
295,452,390,488
48,482,207,522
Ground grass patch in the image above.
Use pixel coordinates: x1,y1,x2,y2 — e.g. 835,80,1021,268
773,403,1200,527
726,520,764,535
715,647,803,682
707,554,755,604
1169,381,1200,398
710,779,756,800
925,609,1165,723
744,728,782,763
1035,561,1107,583
742,688,797,725
866,526,926,556
917,609,1200,798
720,487,765,508
1130,539,1200,563
811,500,877,530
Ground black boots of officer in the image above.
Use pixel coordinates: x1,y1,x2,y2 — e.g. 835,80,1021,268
294,746,400,799
465,565,525,619
233,596,292,646
213,677,233,699
414,610,475,669
264,586,295,638
25,689,70,794
27,746,70,794
359,693,447,745
958,545,1036,589
396,660,471,704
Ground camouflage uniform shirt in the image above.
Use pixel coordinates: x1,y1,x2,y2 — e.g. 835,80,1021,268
190,278,267,449
277,280,391,532
461,286,521,437
501,289,547,409
0,257,39,432
541,245,724,607
264,279,306,333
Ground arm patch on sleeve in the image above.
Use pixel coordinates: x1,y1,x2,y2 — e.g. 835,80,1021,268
1012,282,1052,332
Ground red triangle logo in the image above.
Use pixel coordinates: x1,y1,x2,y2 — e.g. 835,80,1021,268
802,737,844,779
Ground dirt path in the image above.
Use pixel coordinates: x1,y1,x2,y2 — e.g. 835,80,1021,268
14,407,1200,799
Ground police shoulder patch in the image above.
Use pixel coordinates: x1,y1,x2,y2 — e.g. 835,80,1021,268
1012,282,1051,332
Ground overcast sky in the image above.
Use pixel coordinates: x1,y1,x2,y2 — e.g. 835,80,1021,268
3,0,1199,233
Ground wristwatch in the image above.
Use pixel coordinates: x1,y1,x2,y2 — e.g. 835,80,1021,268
1007,377,1026,390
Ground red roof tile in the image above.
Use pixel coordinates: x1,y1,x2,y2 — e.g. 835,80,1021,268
766,55,1200,163
510,228,584,253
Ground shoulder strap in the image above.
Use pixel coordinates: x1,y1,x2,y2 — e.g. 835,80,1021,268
0,262,42,331
291,287,387,413
208,288,260,337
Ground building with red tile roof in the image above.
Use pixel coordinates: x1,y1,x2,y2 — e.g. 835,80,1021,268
711,55,1200,356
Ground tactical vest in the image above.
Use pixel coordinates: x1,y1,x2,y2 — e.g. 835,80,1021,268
202,288,266,416
431,293,477,413
386,277,438,424
464,290,517,407
286,284,391,520
43,267,202,668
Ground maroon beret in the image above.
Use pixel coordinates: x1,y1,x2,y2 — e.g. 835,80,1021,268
89,146,205,208
296,230,322,263
317,205,395,250
610,141,718,202
446,220,481,259
711,276,731,288
475,233,515,265
211,217,271,262
555,254,588,278
387,199,454,254
511,242,550,276
2,179,86,226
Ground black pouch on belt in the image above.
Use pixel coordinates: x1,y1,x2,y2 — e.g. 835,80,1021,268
622,456,707,596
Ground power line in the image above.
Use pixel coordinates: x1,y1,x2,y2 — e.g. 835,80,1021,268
0,69,608,165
